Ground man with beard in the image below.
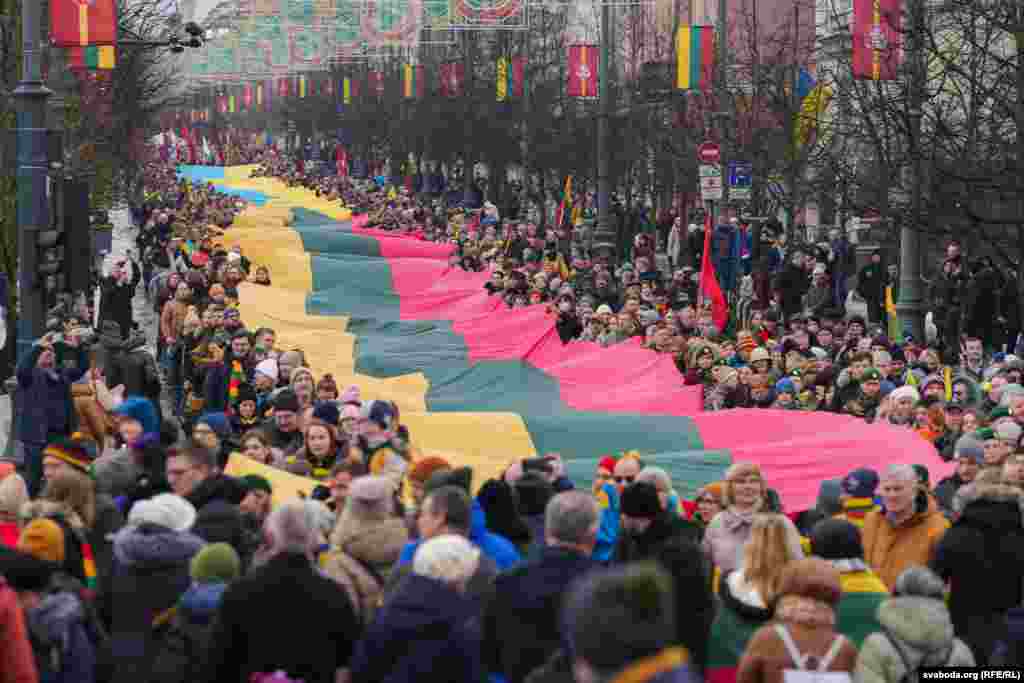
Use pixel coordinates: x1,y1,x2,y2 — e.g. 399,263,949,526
614,482,700,562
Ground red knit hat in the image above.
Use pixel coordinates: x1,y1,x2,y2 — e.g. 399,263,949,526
597,455,618,475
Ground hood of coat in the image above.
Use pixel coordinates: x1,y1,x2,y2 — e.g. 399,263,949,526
337,517,409,568
112,523,205,570
955,483,1024,529
179,581,228,623
877,597,955,656
380,573,475,635
27,590,86,645
720,570,773,621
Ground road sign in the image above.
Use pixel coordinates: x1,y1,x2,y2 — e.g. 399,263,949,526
700,176,723,200
728,161,753,188
697,142,720,164
699,164,721,178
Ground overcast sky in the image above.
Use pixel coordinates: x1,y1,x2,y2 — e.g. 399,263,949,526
192,0,218,21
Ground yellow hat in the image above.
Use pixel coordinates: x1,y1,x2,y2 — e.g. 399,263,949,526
18,518,65,564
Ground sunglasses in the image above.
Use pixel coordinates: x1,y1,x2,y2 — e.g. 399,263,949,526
614,476,636,484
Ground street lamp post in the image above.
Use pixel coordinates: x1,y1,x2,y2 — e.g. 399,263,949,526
13,0,53,360
895,0,925,341
592,0,616,263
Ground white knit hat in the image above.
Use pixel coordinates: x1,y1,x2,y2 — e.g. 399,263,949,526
889,385,921,404
254,358,279,383
128,494,197,533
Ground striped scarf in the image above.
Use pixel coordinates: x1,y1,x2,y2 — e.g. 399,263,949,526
228,359,245,413
81,541,98,594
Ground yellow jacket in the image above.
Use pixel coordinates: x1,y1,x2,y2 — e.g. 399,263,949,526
862,494,949,590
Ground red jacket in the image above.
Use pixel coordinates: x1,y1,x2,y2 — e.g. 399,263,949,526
0,521,18,549
0,578,38,683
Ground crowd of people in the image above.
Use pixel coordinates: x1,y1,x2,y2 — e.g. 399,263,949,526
2,146,1022,683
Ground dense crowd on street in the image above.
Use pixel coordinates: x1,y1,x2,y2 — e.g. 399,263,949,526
2,144,1023,683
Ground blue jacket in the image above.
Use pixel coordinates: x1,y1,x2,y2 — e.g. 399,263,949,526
398,499,521,570
592,482,620,563
16,344,85,444
350,573,484,683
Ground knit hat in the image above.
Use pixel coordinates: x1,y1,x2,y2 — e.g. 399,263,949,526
360,399,396,431
340,385,361,406
312,401,341,426
274,389,301,413
975,427,996,442
840,468,879,499
290,366,315,387
950,436,983,466
620,482,662,519
254,358,279,383
409,456,452,485
198,412,232,440
190,542,241,584
595,304,613,315
112,397,159,435
809,518,864,561
42,435,99,474
697,481,725,504
236,383,258,406
598,455,618,475
425,466,473,495
775,378,796,396
238,474,273,495
777,557,842,606
990,406,1012,422
889,385,920,403
128,494,197,533
861,368,882,382
347,475,396,519
17,518,65,564
749,347,770,364
0,472,27,518
996,421,1023,444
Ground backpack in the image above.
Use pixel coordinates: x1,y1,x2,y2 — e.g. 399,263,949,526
880,624,955,683
774,624,852,683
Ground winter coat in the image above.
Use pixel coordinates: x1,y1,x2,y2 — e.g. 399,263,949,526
774,264,809,317
149,582,227,683
990,607,1024,667
99,523,205,683
704,507,776,573
857,263,884,304
483,546,598,683
862,492,949,590
933,473,969,518
831,560,889,648
71,381,114,448
16,344,85,444
88,495,124,593
203,552,361,683
159,300,190,344
350,573,485,683
0,578,38,683
321,548,384,626
104,333,161,407
930,483,1024,664
331,516,409,584
737,615,857,683
555,313,583,344
615,511,701,564
854,597,975,683
397,500,521,570
98,266,140,339
25,589,98,683
707,570,775,683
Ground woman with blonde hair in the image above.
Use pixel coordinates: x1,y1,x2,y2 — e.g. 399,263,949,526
703,462,780,572
707,513,806,683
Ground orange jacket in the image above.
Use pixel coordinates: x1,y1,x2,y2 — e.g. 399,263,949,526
0,578,38,683
862,493,949,590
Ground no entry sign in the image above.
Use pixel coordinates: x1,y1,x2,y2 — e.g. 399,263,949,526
698,142,720,164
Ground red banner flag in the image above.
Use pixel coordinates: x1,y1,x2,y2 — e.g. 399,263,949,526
51,0,117,47
567,45,599,97
439,62,465,97
698,213,729,333
852,0,902,81
368,70,385,99
243,85,253,109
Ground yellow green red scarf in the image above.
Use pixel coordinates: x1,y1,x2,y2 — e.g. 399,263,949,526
228,359,245,413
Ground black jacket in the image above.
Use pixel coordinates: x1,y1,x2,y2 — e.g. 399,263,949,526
614,512,701,564
931,484,1024,664
204,552,360,683
99,266,141,338
105,332,161,405
483,546,598,683
555,313,583,344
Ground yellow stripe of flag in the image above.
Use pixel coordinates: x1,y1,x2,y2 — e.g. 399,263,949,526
79,4,90,46
497,57,508,102
676,26,692,89
581,48,590,97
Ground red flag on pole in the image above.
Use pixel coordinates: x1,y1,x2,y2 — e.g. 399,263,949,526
698,213,729,332
567,45,599,97
852,0,902,81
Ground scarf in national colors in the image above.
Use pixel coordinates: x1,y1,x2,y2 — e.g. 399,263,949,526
82,540,98,594
228,359,245,413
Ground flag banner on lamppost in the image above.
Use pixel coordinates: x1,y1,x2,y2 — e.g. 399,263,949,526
403,63,425,99
67,45,116,70
567,45,598,98
439,61,465,97
852,0,902,80
675,25,714,91
497,55,526,101
51,0,117,47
